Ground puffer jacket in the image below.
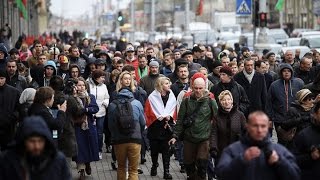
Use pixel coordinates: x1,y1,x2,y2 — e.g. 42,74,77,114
174,91,218,143
88,77,109,117
108,88,146,145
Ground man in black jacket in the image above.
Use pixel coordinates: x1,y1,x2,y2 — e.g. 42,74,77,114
294,102,320,180
234,58,267,114
5,60,27,92
0,69,20,150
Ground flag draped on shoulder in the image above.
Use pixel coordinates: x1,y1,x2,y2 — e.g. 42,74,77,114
144,90,177,127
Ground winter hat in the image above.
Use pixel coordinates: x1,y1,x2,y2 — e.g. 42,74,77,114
190,72,206,86
265,52,275,59
0,69,6,77
218,90,234,103
182,50,193,58
219,66,233,76
149,60,159,67
296,89,313,103
19,88,36,104
212,60,222,69
126,46,135,52
95,58,105,65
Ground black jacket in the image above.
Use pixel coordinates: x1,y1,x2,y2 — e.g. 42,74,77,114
294,66,320,85
6,72,28,92
210,80,250,115
28,103,66,134
0,116,71,180
234,71,267,113
294,121,320,180
171,80,189,98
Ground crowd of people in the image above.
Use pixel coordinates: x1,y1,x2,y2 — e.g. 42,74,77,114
0,34,319,180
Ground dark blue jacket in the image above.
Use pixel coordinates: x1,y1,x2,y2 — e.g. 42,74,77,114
216,136,300,180
266,64,304,123
0,116,71,180
108,88,146,145
0,43,8,70
294,121,320,180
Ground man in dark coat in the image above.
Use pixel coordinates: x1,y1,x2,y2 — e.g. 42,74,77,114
0,69,20,150
294,56,319,85
5,60,27,92
234,58,267,114
216,111,300,180
171,64,190,97
0,116,71,180
293,102,320,180
139,61,164,96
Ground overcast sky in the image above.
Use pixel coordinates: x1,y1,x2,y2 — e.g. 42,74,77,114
50,0,130,19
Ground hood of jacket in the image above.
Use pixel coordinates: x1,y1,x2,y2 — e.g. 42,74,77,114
44,60,57,75
0,43,8,59
15,116,56,154
116,88,135,101
279,63,293,80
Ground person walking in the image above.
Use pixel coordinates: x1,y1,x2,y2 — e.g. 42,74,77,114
216,111,300,180
74,77,100,179
145,77,177,179
108,86,146,180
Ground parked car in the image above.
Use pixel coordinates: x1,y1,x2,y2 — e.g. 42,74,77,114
282,38,301,47
300,35,320,52
297,31,320,38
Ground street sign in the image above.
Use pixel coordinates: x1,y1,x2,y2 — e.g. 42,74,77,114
236,0,252,16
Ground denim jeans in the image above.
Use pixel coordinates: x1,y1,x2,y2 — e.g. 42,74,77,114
177,140,184,166
96,116,105,152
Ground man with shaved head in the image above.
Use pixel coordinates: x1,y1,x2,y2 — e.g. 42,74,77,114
169,73,218,180
215,111,300,180
283,50,299,68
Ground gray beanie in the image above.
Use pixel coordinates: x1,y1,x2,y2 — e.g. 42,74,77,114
149,60,159,67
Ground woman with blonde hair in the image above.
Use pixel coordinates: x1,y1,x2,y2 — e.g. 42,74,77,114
210,90,246,163
144,77,177,179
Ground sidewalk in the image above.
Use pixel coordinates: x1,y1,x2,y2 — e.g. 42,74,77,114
71,151,188,180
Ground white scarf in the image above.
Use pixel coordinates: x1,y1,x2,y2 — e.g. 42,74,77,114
243,69,255,84
148,90,176,119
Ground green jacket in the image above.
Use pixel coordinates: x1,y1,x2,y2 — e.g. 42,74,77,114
174,91,218,143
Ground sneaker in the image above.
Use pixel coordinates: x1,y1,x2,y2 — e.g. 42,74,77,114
99,152,102,160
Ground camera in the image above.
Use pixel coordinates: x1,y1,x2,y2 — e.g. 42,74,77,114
262,144,273,160
64,79,77,95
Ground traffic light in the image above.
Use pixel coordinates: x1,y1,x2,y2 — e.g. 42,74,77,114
253,0,259,27
259,13,267,27
118,11,124,26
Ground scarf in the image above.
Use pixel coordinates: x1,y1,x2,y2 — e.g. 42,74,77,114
301,103,314,111
146,90,176,126
243,70,255,84
76,92,89,130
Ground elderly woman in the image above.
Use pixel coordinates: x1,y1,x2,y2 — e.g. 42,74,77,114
74,77,99,179
87,69,110,160
210,90,246,161
279,89,316,150
145,77,176,179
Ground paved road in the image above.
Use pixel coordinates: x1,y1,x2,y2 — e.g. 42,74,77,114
71,150,188,180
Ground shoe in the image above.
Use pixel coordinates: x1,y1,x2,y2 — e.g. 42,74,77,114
79,169,85,180
180,165,186,173
163,172,172,179
85,163,91,175
138,168,143,174
150,165,157,176
99,152,102,160
140,158,146,164
106,146,112,153
111,161,117,170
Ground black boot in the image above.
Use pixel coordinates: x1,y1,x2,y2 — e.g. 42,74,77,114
196,159,208,180
185,163,196,180
150,153,158,176
163,153,172,179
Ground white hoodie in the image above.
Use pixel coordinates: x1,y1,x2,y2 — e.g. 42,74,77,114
88,78,110,117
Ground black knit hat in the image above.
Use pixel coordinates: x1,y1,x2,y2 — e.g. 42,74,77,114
0,69,6,78
212,60,222,69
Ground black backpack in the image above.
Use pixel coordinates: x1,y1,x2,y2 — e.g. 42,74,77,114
113,97,135,135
